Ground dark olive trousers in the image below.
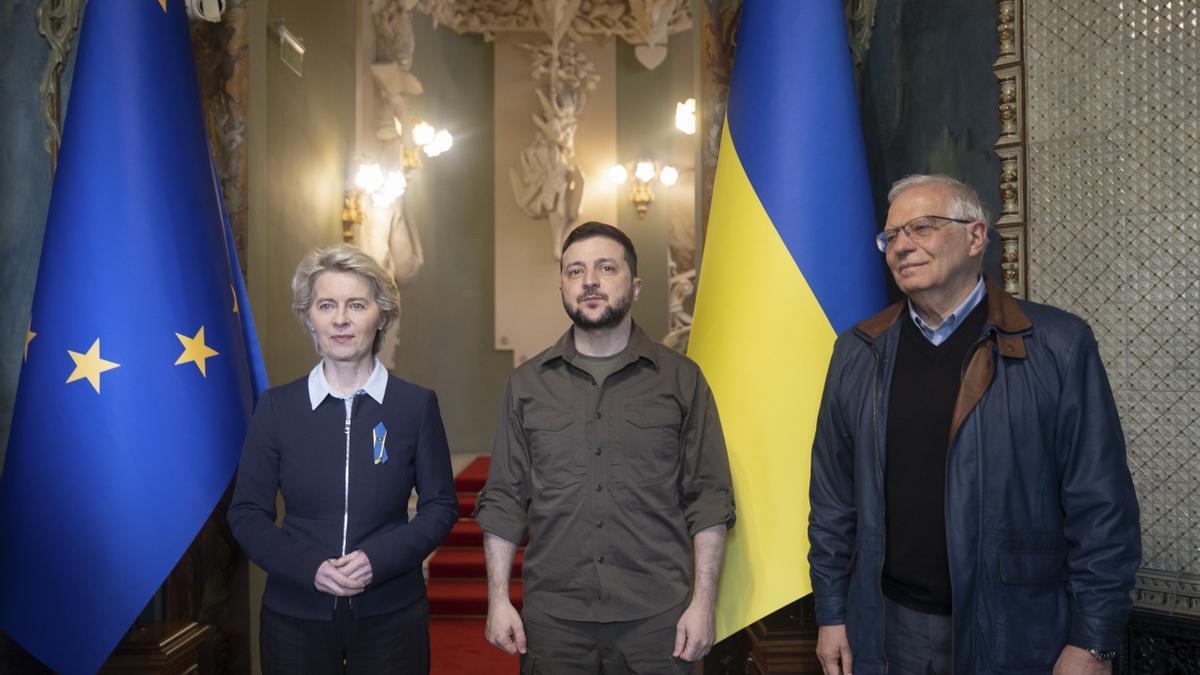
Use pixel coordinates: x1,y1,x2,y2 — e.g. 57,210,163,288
519,602,691,675
260,597,429,675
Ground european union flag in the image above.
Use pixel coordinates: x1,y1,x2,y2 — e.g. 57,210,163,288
0,1,267,672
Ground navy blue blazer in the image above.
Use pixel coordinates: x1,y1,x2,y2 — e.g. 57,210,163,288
229,373,458,620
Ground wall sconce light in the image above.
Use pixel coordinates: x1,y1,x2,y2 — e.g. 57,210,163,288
341,163,407,241
609,160,678,218
343,117,453,242
675,98,696,135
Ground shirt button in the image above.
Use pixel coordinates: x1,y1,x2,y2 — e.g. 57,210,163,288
595,484,602,491
597,555,605,563
595,447,602,455
594,520,603,528
595,412,602,419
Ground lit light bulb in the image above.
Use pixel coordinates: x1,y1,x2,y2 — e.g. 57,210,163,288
608,164,628,184
675,98,696,135
634,161,657,183
354,163,385,193
424,129,454,157
372,171,407,207
659,165,679,186
411,121,436,146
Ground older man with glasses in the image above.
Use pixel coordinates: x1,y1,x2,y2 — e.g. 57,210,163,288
807,174,1141,675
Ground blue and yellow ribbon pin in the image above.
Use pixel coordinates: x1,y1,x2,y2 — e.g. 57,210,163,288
372,422,388,464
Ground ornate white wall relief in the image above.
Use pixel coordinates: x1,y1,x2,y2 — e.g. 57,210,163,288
418,0,691,256
358,0,432,367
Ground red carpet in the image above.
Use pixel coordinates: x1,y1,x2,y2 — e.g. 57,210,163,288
429,457,521,673
430,618,517,675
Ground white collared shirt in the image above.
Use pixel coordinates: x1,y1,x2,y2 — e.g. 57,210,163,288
307,358,388,413
908,276,986,346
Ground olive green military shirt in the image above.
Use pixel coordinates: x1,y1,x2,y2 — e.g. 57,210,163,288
474,323,735,622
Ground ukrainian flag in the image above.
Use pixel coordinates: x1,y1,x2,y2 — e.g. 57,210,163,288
689,0,886,640
0,2,266,672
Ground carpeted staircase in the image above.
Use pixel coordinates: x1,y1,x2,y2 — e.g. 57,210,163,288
427,456,524,616
428,456,522,674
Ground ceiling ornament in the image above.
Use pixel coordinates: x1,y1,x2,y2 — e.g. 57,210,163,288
417,0,691,256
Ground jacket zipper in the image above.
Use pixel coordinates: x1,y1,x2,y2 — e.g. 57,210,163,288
871,347,888,671
339,397,353,609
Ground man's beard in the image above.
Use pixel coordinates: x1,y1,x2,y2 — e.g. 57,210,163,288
564,289,633,330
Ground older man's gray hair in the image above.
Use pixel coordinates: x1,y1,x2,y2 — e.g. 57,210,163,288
888,174,991,227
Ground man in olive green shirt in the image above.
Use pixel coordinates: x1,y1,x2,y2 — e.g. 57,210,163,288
476,221,735,673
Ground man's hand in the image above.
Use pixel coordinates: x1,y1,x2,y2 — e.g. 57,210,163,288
816,624,853,675
332,550,373,586
673,599,716,662
313,558,366,597
482,533,524,654
1053,645,1112,675
485,599,527,655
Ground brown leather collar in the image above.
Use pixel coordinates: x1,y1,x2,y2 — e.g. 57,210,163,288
852,277,1033,444
854,277,1030,344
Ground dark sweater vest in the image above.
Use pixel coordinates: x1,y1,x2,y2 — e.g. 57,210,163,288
881,298,988,615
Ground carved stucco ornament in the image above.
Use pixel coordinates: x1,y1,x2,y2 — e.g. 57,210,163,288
512,2,597,255
362,0,433,366
418,0,689,66
417,0,690,256
364,0,426,290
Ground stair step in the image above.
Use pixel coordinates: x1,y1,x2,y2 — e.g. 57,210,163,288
445,519,484,547
428,578,522,617
456,491,477,518
430,548,523,579
454,457,490,493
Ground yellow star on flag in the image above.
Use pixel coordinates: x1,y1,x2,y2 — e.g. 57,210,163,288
230,285,239,314
175,326,219,377
67,338,120,393
158,0,167,12
24,325,36,362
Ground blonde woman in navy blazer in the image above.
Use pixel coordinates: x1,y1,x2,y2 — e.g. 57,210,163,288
229,244,457,674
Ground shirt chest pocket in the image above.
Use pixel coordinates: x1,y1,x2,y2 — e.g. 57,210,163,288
620,404,683,486
524,406,583,487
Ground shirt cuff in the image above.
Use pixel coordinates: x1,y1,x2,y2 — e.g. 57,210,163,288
473,491,527,545
684,488,735,537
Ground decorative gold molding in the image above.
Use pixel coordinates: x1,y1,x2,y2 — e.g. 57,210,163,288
36,0,84,176
996,64,1024,146
993,0,1027,297
996,0,1022,65
997,226,1024,298
996,146,1024,226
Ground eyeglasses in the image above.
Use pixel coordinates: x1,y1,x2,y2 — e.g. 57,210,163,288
875,215,974,253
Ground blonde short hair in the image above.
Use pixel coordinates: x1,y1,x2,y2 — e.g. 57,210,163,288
291,244,400,355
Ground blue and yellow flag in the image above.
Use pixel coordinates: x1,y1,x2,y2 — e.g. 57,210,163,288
689,0,887,640
0,2,267,672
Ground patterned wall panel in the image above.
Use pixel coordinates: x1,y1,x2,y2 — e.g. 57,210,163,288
1025,0,1200,616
